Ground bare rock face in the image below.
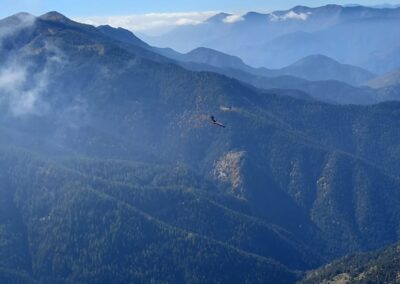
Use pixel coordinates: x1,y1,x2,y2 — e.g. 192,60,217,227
213,151,246,198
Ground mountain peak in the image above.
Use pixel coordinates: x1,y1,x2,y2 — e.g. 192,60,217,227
317,4,344,13
287,54,343,70
13,12,35,18
285,4,343,15
184,46,247,70
40,11,71,22
291,5,311,12
1,12,36,26
189,46,211,52
243,11,267,20
39,11,100,34
187,46,242,60
279,54,375,85
206,12,232,23
297,54,338,63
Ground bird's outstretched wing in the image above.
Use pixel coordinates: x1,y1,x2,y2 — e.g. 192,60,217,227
214,121,226,128
210,115,226,128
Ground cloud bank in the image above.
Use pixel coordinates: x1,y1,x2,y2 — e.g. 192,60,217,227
75,11,217,36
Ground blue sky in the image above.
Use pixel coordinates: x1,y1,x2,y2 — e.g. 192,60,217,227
2,0,400,35
1,0,400,17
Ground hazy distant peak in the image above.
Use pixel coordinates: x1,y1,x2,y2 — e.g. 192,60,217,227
314,4,343,12
188,46,213,53
294,54,339,64
243,11,267,20
187,47,243,59
291,5,311,12
187,46,243,62
206,12,232,23
1,12,36,25
343,4,363,7
277,53,375,85
288,54,358,70
321,4,343,10
277,4,342,16
185,46,246,68
13,12,35,18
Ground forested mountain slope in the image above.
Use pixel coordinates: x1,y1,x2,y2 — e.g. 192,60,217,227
1,11,400,283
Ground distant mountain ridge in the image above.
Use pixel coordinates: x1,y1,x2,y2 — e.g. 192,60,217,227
99,25,382,104
144,4,400,73
278,54,375,85
97,24,151,50
178,49,375,85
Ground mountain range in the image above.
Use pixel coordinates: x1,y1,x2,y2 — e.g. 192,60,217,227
1,9,400,283
98,24,376,85
98,24,389,105
144,5,400,74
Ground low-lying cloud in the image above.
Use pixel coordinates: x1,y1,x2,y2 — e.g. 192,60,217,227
269,11,311,21
75,11,217,36
0,42,66,117
0,12,35,45
223,14,245,24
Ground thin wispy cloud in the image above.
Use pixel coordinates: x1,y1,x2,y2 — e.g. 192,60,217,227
75,11,218,35
0,38,66,116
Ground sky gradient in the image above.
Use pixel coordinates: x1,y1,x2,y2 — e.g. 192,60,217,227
1,0,400,17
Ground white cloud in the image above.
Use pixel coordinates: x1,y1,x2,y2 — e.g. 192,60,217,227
0,68,26,92
0,12,45,116
0,12,35,45
0,42,65,116
75,11,217,36
0,62,41,116
175,18,203,26
269,11,311,22
223,14,244,24
283,11,310,20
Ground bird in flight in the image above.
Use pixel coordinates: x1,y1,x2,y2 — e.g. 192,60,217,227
210,115,226,128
